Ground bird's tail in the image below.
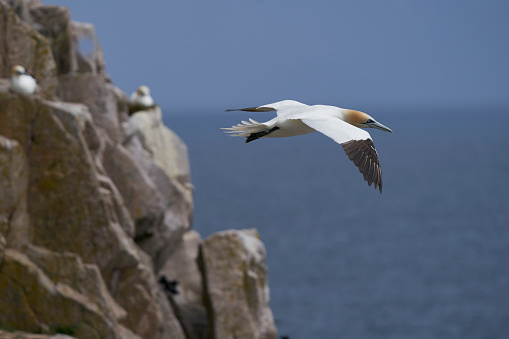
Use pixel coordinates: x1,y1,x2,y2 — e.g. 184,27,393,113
221,119,271,143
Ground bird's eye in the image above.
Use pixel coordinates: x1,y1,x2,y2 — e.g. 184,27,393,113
366,119,374,123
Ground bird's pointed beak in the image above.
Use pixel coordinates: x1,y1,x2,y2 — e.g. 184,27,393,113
367,121,393,133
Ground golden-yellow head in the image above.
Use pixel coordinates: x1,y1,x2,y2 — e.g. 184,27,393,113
344,110,393,133
136,85,150,96
11,65,27,77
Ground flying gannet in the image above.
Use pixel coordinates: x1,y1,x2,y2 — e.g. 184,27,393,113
222,100,392,193
9,65,37,95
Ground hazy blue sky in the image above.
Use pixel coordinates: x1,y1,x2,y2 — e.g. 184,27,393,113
48,0,509,112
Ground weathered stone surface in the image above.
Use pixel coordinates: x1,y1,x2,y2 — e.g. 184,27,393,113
124,108,193,268
110,249,186,339
160,230,210,339
27,3,73,74
128,107,193,193
0,233,5,264
25,245,126,323
134,165,191,270
101,132,192,269
96,172,136,238
0,93,138,273
146,208,190,271
7,1,106,75
200,229,277,339
0,136,29,248
0,92,183,338
1,2,277,339
70,21,106,75
0,248,137,339
105,135,191,268
0,329,76,338
101,139,166,240
58,73,122,142
0,78,9,91
0,1,58,98
5,0,38,25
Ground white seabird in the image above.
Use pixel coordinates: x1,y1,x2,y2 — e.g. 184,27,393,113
130,85,154,108
9,65,37,95
222,100,392,193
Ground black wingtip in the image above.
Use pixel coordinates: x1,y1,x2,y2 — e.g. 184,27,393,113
342,139,384,194
225,107,276,113
225,107,253,112
244,126,279,144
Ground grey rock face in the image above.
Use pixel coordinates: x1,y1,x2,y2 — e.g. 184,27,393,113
58,74,123,143
0,136,30,248
128,107,192,189
200,229,277,339
0,0,58,99
160,230,210,339
1,1,276,338
124,107,193,269
0,247,141,339
0,91,185,338
27,2,74,74
0,329,78,338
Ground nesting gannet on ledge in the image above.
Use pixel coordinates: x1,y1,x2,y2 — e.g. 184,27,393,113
128,85,156,115
9,65,37,95
222,100,392,193
130,85,154,108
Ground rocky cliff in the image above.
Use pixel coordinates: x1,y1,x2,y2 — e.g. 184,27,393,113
0,1,276,338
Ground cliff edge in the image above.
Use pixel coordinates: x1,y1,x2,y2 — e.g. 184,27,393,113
0,1,276,338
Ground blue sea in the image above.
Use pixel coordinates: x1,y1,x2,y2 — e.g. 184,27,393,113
163,106,509,339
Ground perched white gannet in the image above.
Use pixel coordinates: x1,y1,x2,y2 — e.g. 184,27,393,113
222,100,392,193
9,65,37,95
130,85,154,108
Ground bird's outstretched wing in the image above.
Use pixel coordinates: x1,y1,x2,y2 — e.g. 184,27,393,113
300,116,383,193
226,100,308,115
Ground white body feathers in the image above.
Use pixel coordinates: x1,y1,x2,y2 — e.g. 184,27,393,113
130,85,154,108
10,66,37,95
223,100,371,143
